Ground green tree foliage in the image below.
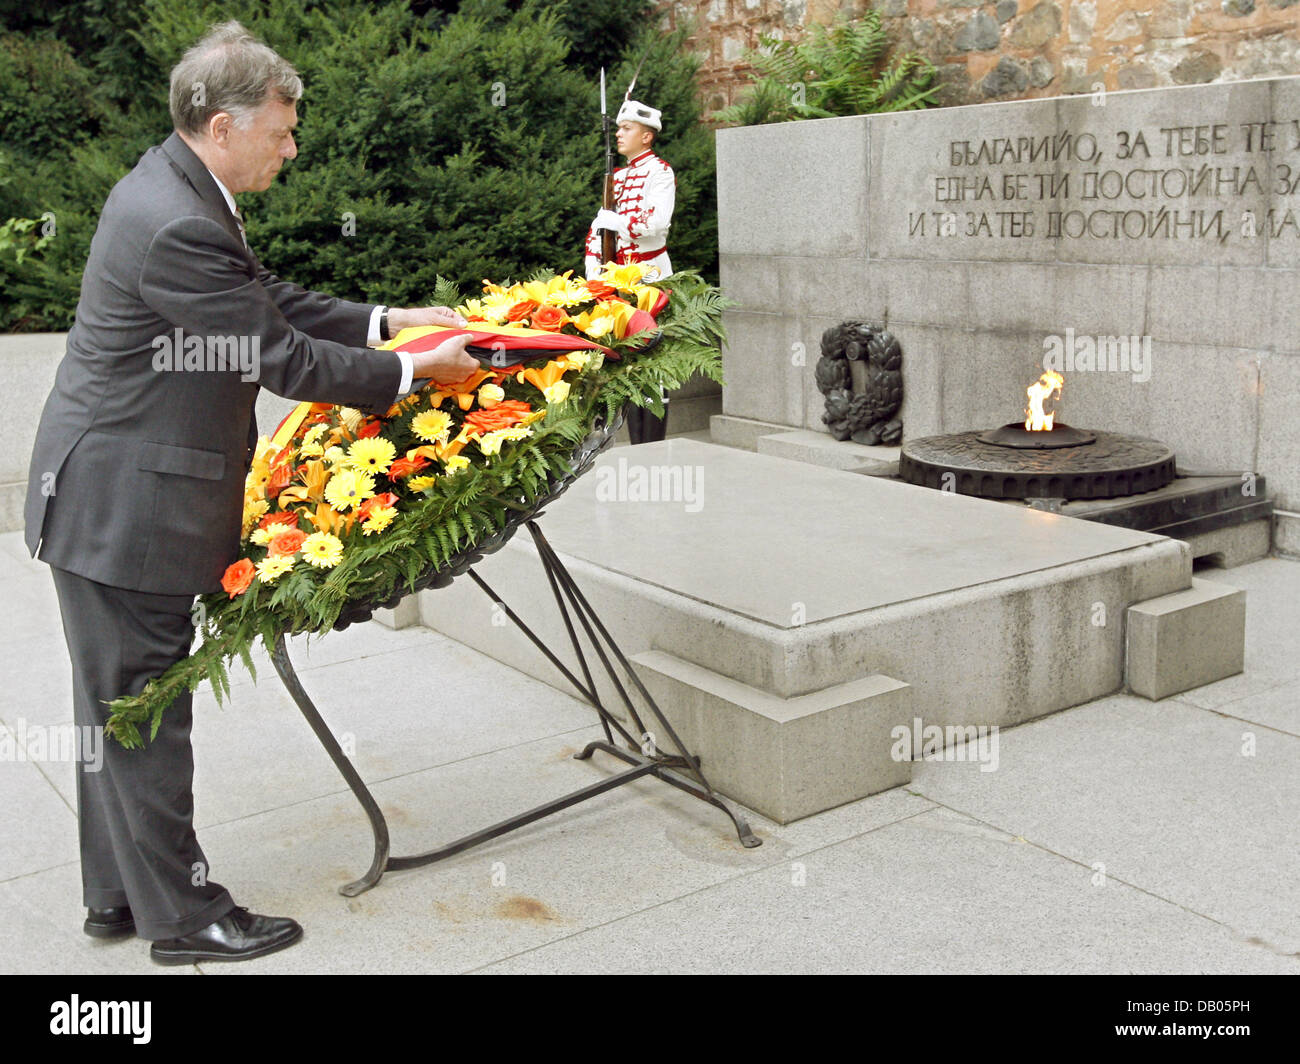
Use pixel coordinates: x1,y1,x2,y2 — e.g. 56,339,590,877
711,13,937,126
0,0,715,332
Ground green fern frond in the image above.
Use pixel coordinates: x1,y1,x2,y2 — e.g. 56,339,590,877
710,14,937,127
430,275,462,309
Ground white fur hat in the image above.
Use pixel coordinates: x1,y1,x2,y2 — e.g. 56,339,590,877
617,99,662,131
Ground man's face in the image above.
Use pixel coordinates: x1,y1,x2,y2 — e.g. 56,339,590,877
616,120,653,160
217,97,298,193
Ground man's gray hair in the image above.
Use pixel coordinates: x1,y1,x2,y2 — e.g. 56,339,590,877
169,20,302,135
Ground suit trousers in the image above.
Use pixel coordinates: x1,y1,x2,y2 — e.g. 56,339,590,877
50,566,235,940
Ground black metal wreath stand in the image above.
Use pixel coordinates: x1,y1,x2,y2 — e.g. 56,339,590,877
268,419,760,896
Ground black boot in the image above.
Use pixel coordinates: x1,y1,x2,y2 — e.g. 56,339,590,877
628,400,669,445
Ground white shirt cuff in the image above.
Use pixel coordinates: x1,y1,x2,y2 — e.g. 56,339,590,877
395,350,414,396
367,304,387,346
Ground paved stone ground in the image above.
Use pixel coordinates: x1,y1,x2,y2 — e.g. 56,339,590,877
1,527,1296,974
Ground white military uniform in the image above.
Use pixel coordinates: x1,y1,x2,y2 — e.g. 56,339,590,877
584,148,675,282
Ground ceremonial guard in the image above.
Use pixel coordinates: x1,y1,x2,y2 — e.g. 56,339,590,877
585,98,675,442
584,99,675,283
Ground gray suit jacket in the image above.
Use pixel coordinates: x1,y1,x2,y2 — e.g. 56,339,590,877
25,131,401,594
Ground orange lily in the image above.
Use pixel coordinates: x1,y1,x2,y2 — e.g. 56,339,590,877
438,431,472,460
279,459,330,508
517,360,568,393
307,502,337,534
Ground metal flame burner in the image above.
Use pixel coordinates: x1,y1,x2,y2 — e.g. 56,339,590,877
976,421,1096,449
900,427,1176,500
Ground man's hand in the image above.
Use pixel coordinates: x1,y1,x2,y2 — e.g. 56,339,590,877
407,331,479,385
389,305,468,333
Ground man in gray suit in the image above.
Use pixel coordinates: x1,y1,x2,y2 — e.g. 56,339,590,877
24,21,478,964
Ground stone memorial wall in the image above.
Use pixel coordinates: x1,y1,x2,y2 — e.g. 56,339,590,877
714,76,1300,551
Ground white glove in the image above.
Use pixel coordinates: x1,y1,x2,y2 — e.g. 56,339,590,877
592,209,629,237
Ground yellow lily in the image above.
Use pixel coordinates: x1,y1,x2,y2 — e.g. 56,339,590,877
572,308,616,339
597,262,646,293
599,299,637,339
520,279,549,304
633,285,662,313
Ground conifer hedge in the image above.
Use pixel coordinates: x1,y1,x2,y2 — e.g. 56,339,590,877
0,0,717,332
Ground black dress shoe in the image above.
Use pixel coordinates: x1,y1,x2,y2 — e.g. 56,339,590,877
149,906,303,965
84,906,135,938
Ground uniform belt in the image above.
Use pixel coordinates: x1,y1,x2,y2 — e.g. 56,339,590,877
616,246,667,264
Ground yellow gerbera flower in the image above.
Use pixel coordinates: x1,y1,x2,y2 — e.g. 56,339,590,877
323,468,376,511
474,293,515,323
362,505,398,535
442,455,471,475
245,461,271,496
249,526,274,546
459,296,509,324
407,474,439,492
346,437,396,475
411,409,453,444
241,498,269,536
301,532,344,568
302,423,329,445
544,272,592,308
256,554,296,583
297,440,324,459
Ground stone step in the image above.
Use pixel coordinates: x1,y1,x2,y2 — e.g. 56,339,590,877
415,440,1233,820
756,428,899,474
630,652,912,824
1126,577,1246,700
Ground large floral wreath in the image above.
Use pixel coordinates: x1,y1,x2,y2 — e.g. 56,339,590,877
104,264,728,747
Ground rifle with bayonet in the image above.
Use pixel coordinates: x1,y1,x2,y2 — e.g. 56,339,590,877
598,67,617,267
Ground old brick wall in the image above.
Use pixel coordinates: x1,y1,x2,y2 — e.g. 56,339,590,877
658,1,1300,110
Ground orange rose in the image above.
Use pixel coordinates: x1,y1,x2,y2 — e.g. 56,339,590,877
584,280,616,299
268,528,307,556
506,299,539,323
258,510,299,532
220,558,255,598
463,400,533,436
531,305,569,331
